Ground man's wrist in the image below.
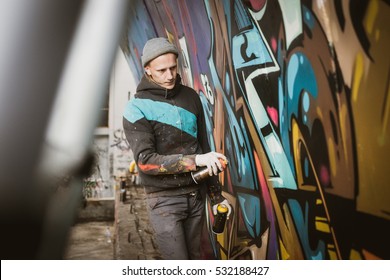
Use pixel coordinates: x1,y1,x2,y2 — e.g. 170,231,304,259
195,154,200,166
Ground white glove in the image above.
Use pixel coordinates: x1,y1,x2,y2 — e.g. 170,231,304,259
195,152,227,176
212,199,232,218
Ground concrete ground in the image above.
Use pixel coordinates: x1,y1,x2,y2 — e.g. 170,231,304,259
63,184,161,260
114,184,162,260
63,221,115,260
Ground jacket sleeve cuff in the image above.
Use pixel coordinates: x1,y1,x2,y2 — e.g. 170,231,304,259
182,154,197,172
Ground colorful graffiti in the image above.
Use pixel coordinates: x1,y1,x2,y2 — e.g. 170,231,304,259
121,0,389,259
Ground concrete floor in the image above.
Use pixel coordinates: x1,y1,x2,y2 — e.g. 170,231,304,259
63,221,115,260
114,185,162,260
63,184,161,260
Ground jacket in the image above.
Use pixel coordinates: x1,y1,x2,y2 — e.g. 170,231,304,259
123,74,223,202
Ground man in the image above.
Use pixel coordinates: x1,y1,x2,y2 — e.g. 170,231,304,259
123,37,231,259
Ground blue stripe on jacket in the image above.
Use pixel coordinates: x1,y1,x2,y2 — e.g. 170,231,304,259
123,98,198,138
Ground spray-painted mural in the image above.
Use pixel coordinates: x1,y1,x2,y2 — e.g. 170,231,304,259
121,0,389,260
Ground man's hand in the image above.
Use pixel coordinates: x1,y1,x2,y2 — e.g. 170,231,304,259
212,199,232,218
195,152,227,176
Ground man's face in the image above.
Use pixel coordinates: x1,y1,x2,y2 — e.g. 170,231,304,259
145,53,178,90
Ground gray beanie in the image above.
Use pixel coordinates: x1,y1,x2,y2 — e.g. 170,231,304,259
141,37,179,67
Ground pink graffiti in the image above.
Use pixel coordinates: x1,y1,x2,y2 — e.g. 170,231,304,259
267,106,279,127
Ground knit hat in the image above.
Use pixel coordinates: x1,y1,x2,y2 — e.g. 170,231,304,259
141,37,179,67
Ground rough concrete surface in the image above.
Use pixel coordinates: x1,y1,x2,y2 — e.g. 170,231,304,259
114,185,162,260
63,184,161,260
63,221,115,260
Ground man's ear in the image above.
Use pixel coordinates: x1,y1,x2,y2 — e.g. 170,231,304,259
145,67,151,75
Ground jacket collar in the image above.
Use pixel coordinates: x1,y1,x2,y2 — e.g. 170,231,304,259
137,73,182,98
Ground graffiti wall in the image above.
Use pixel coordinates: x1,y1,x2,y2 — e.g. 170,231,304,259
121,0,389,260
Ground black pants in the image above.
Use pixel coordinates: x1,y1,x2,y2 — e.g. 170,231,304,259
146,190,204,259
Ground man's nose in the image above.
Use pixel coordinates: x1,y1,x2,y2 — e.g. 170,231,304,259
166,70,173,79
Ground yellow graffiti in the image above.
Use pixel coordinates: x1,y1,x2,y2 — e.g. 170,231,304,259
292,118,341,259
380,81,390,145
315,217,331,233
327,137,336,178
364,0,379,35
352,52,364,103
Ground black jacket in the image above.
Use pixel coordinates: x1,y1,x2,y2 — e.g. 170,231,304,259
123,74,223,202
